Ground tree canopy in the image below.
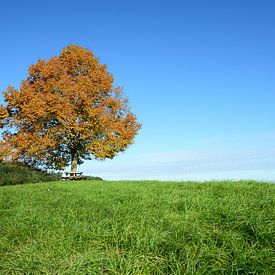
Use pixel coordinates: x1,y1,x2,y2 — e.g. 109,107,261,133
0,45,141,171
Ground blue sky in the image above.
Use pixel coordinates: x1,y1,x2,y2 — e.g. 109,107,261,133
1,0,274,181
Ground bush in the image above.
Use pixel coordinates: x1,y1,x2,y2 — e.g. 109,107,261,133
84,176,103,181
0,161,61,186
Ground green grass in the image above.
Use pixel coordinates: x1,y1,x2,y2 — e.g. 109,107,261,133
0,180,274,274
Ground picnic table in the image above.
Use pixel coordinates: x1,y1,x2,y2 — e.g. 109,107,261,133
62,171,85,180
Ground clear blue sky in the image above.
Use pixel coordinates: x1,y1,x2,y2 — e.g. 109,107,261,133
1,0,274,181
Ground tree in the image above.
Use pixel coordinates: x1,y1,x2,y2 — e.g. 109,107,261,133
0,45,141,172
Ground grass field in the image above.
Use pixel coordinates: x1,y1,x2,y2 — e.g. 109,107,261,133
0,180,274,274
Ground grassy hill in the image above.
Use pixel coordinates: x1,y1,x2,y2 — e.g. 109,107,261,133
0,180,274,274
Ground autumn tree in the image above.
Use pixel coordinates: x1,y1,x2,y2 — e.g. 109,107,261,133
0,45,141,172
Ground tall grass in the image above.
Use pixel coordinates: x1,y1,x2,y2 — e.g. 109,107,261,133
0,180,274,274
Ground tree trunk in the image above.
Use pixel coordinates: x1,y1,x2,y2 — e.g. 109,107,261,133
71,154,78,172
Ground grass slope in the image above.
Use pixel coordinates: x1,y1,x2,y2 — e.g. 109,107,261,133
0,180,274,274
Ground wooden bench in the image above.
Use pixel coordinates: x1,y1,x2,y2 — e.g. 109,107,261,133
62,171,86,180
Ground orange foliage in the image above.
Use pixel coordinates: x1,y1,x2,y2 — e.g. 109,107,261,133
0,105,9,129
0,45,141,170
